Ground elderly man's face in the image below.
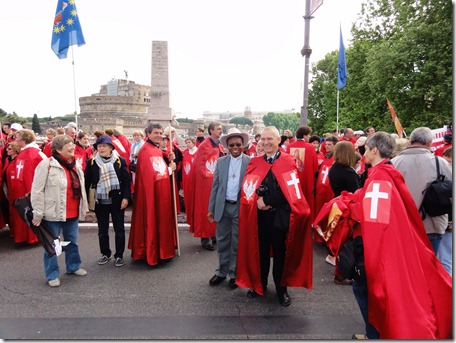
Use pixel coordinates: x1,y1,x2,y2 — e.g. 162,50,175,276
66,128,76,139
261,129,280,156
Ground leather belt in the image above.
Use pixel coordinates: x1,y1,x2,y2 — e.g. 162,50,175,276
225,200,237,204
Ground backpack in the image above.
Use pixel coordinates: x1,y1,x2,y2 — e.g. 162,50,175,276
419,156,452,219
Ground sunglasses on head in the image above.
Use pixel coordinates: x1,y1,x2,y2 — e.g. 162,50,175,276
228,143,242,148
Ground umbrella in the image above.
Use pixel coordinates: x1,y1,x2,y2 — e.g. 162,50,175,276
13,194,69,257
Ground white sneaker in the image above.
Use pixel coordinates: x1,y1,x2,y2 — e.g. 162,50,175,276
72,268,87,276
48,278,60,287
325,254,336,266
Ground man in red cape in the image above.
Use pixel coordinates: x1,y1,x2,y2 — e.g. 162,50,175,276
286,125,318,220
188,122,225,251
316,132,452,339
128,123,177,266
237,126,313,307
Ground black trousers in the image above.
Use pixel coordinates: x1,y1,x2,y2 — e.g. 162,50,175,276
258,210,287,296
95,202,126,259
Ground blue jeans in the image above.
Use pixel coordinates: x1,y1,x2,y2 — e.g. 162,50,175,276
437,231,452,275
352,280,380,339
43,218,81,281
427,233,443,255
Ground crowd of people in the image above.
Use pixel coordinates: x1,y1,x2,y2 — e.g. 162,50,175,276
0,119,452,339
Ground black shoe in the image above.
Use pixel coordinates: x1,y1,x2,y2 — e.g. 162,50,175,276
246,289,260,298
209,275,226,286
228,278,238,290
278,292,291,306
202,243,215,251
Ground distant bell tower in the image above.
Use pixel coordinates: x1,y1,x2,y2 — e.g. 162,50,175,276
147,41,176,127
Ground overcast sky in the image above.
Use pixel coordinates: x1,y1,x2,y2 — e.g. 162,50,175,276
0,0,363,120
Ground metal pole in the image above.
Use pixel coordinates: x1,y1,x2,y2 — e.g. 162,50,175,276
336,90,340,135
300,0,312,126
71,46,78,129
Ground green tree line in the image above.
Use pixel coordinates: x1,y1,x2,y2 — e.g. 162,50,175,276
307,0,452,135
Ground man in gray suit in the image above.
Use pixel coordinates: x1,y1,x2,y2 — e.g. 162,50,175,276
207,128,251,289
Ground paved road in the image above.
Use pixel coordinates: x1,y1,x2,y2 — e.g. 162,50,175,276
0,222,364,340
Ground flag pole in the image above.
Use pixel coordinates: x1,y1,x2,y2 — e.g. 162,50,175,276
71,46,78,129
168,120,181,256
336,90,340,135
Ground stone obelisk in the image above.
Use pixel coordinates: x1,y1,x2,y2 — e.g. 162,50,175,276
147,41,176,128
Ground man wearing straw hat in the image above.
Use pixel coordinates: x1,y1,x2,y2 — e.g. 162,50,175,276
207,128,251,290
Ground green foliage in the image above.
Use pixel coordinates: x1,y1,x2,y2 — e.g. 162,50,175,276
32,113,42,134
262,112,300,133
176,117,194,123
229,117,254,127
0,111,27,125
308,0,452,135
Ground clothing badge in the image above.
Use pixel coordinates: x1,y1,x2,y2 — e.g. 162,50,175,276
205,157,217,176
15,159,25,180
183,162,191,175
282,170,302,201
151,156,168,179
319,165,330,185
363,180,391,224
290,147,305,172
242,175,259,202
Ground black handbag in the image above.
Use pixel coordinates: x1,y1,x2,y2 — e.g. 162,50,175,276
419,157,452,219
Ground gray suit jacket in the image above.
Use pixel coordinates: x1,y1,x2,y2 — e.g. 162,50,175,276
208,153,251,222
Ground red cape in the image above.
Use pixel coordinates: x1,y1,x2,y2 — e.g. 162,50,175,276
317,160,452,338
286,140,318,220
360,161,452,339
188,138,224,237
111,136,130,167
236,153,313,295
128,142,176,265
6,146,44,244
182,149,196,228
314,154,335,217
74,143,88,172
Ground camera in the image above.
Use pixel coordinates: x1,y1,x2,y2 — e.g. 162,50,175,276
256,184,270,196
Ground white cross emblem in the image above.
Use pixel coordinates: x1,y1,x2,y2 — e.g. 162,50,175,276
365,183,389,219
16,160,24,179
321,166,329,184
287,172,302,199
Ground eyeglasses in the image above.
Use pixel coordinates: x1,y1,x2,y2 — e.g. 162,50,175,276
228,143,242,148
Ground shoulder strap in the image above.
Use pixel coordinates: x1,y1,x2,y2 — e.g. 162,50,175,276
435,156,443,181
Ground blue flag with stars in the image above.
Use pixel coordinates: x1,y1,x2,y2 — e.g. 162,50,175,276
337,26,347,90
51,0,85,59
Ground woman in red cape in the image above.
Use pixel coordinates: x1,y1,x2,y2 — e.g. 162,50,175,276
313,133,452,339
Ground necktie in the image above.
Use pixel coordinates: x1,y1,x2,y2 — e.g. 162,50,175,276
267,157,273,164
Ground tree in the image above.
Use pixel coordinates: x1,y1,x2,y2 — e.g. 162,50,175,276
307,0,452,134
262,112,300,134
32,113,42,134
229,117,253,127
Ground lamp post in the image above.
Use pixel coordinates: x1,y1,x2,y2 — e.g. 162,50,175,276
300,0,313,126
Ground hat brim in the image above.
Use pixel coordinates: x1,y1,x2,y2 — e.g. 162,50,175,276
93,143,115,151
220,132,250,149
